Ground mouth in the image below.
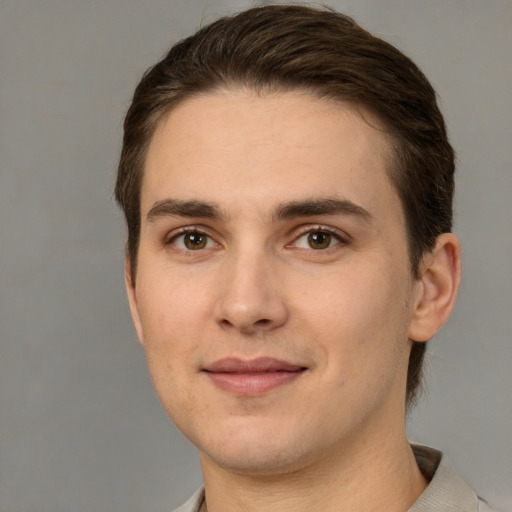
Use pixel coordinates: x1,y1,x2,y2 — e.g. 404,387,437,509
202,357,308,396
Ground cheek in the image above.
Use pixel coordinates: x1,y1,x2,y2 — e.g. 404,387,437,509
137,278,205,425
137,266,211,335
296,265,400,329
294,264,411,370
135,276,202,383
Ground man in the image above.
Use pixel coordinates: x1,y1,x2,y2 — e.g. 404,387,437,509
115,5,496,511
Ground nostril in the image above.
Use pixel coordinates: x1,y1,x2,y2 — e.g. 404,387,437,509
218,317,272,331
219,319,233,328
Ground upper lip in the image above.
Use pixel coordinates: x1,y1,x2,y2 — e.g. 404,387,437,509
203,357,306,373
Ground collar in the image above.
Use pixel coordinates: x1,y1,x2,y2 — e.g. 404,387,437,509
174,445,479,512
410,444,478,511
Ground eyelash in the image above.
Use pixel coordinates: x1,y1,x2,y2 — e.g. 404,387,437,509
163,225,349,252
164,227,217,251
289,225,349,251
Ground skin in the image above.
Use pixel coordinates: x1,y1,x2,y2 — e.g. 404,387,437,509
126,90,460,511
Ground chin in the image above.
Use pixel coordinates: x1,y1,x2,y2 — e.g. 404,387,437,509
197,423,319,476
203,445,306,476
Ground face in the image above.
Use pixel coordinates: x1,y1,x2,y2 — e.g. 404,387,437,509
127,90,424,476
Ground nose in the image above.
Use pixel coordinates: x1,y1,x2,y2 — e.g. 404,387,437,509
214,247,288,335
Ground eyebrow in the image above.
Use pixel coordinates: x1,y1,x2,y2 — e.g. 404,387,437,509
146,197,373,224
274,198,374,223
147,199,224,222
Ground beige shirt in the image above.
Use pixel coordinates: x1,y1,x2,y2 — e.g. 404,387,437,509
173,445,498,512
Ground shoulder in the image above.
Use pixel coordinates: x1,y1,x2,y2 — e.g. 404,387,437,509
172,488,205,512
477,498,504,512
410,444,501,512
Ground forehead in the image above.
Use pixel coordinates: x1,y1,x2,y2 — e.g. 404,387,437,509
142,89,399,222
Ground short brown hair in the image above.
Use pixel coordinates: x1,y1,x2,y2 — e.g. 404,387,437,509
115,4,455,407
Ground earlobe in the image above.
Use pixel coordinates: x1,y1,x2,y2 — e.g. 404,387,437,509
124,258,145,345
408,233,461,342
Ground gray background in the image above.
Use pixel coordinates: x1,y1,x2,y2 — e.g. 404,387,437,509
1,1,511,511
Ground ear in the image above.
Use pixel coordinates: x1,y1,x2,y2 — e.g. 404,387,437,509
408,233,461,342
124,257,145,345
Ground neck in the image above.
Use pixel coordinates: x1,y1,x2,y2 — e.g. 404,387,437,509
199,425,427,512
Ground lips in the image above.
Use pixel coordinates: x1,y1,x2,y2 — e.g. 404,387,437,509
203,357,307,396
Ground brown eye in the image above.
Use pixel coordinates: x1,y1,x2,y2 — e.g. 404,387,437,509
307,231,332,249
183,232,207,250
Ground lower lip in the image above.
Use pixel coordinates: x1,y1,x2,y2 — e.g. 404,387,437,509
205,370,305,396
